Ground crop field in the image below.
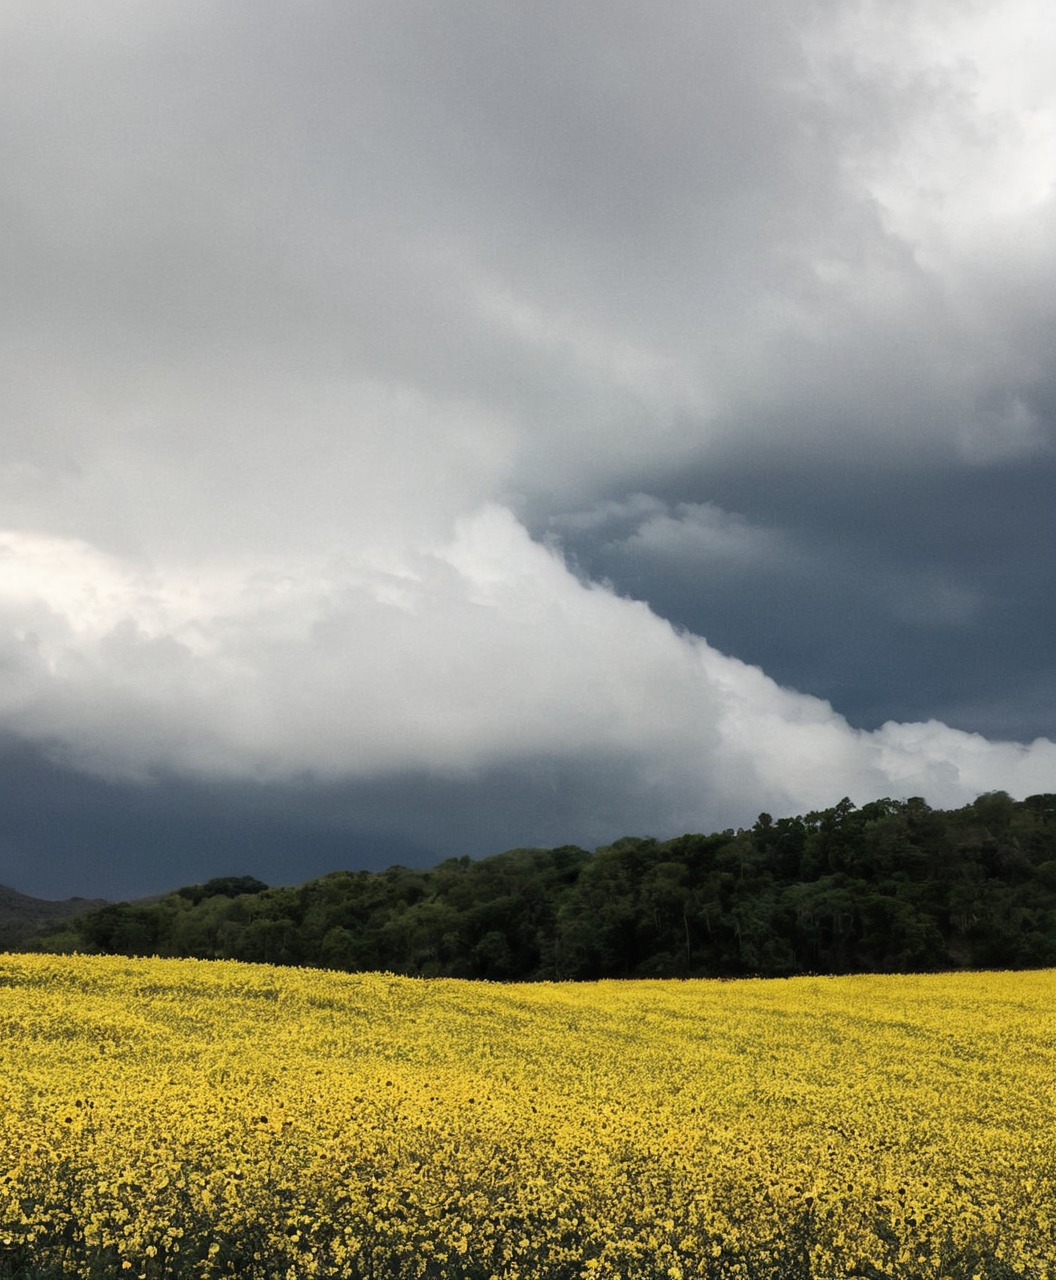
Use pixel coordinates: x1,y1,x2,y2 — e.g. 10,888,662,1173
0,955,1053,1280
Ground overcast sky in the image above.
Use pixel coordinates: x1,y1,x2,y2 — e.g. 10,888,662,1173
3,0,1055,899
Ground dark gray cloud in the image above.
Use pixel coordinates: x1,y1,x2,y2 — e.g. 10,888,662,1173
0,737,760,901
0,738,430,900
2,1,1055,897
549,450,1056,740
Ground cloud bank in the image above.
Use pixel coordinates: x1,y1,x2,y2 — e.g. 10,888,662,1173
3,508,1054,831
1,1,1055,891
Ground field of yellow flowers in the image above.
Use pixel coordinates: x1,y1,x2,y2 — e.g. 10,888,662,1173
0,954,1053,1280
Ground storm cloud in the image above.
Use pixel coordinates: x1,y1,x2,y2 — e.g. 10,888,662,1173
2,1,1055,896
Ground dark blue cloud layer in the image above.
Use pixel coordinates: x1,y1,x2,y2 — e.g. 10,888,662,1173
548,450,1056,741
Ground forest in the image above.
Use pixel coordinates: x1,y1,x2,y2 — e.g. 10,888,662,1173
38,790,1056,980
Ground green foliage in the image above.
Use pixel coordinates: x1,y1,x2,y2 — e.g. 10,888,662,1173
176,875,270,904
37,791,1056,980
0,887,107,954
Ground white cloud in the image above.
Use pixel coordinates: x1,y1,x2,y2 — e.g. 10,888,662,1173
787,0,1056,463
803,0,1056,255
548,494,669,535
2,509,1053,829
871,720,1056,806
621,502,785,568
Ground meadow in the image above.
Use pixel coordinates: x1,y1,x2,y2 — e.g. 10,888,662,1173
0,954,1053,1279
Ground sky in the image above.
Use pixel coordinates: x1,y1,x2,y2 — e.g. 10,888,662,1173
2,0,1056,900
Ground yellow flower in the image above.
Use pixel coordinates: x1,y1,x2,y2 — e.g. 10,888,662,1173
0,953,1053,1279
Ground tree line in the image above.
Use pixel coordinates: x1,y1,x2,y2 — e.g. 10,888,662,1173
40,791,1056,979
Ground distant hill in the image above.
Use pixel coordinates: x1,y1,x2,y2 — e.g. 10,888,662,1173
26,791,1056,980
0,885,109,954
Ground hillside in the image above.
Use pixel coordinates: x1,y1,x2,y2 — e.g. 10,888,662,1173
30,790,1056,979
0,885,107,954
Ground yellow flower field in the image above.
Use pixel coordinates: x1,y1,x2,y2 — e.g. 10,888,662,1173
0,954,1053,1279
